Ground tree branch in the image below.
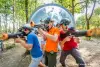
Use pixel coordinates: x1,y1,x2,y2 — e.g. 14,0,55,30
74,1,86,7
85,0,88,21
89,0,96,20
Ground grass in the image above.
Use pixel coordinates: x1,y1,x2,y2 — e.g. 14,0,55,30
6,43,16,50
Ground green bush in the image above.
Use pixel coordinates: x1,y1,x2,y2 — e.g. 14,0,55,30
6,44,16,50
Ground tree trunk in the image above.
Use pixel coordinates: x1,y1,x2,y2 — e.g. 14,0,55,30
25,0,28,23
13,0,15,33
4,11,8,33
0,16,1,33
72,0,75,17
85,0,96,30
34,0,37,10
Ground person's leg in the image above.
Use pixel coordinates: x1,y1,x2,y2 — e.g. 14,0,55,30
47,52,57,67
29,56,43,67
71,48,85,67
44,51,48,66
60,50,70,67
39,52,45,67
39,62,46,67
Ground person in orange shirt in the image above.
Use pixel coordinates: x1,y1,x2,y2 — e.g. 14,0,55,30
38,17,60,67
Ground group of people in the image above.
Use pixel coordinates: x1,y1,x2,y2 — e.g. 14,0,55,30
15,17,85,67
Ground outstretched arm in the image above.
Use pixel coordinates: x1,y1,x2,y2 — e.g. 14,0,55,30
15,38,32,50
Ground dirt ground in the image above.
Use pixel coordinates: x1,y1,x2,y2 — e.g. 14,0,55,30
0,37,100,67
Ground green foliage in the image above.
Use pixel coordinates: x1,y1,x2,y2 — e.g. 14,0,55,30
90,15,100,28
76,14,100,37
73,0,82,13
0,0,41,21
0,0,98,33
0,0,42,33
6,44,16,50
0,0,12,14
15,0,41,23
76,15,87,30
56,0,81,13
76,13,100,29
94,7,100,15
15,0,26,22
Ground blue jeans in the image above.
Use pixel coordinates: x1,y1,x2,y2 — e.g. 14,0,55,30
29,55,43,67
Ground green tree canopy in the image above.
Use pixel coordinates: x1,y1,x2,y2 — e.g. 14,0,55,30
94,7,100,15
56,0,81,13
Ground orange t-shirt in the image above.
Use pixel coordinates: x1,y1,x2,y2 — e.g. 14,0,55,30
45,27,60,52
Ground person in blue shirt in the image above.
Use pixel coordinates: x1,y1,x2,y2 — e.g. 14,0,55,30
15,24,43,67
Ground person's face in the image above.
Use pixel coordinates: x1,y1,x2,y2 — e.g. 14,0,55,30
23,29,30,34
47,20,54,29
62,24,68,32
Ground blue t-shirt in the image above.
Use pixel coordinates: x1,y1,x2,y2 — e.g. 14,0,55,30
27,32,42,58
